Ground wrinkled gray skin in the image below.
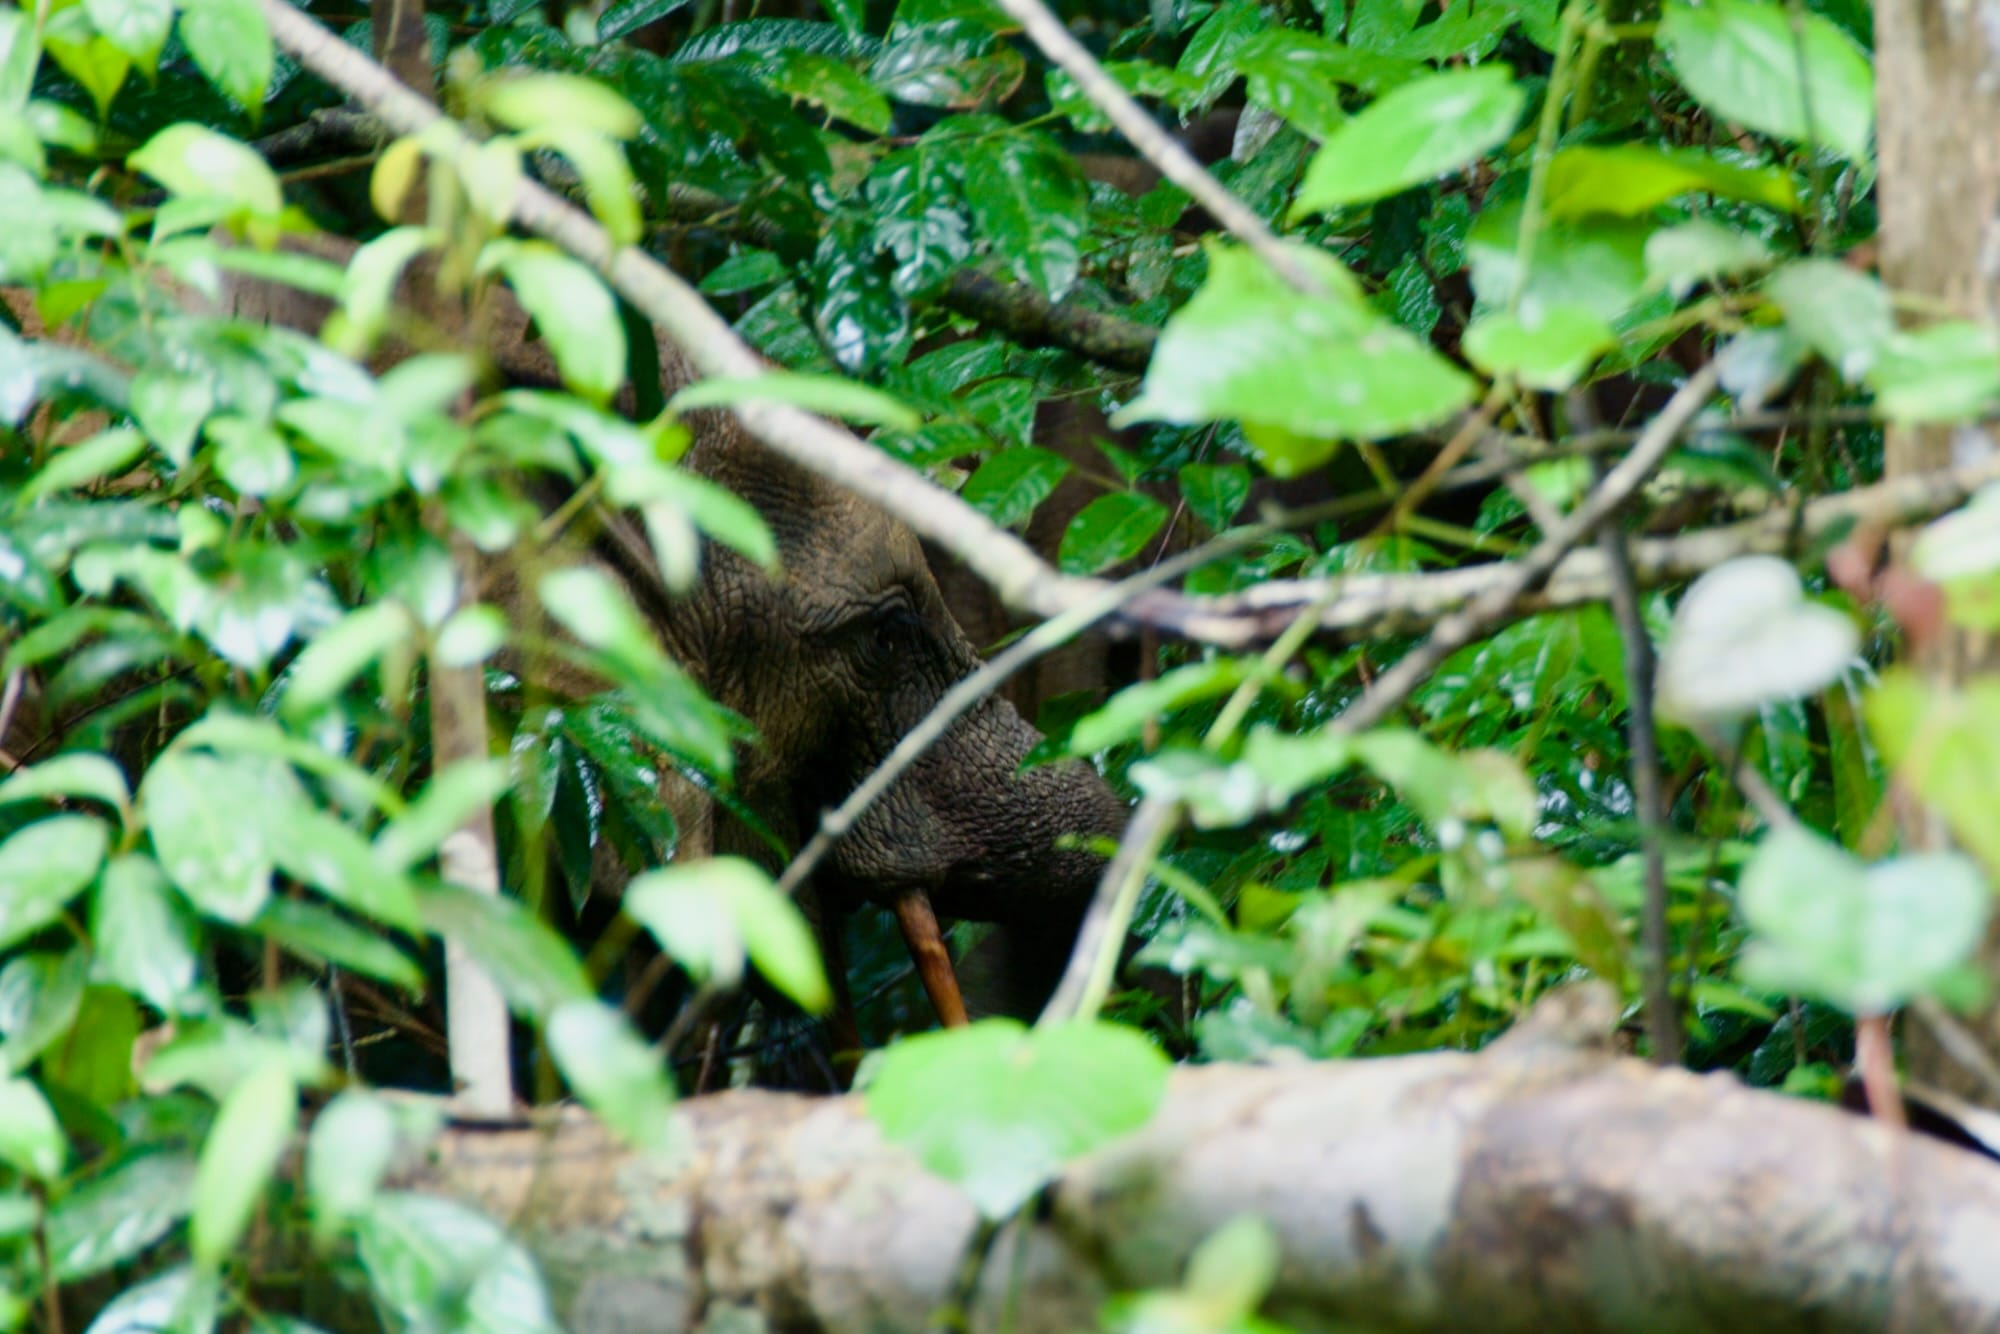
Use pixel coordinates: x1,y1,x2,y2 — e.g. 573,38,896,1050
657,411,1128,1012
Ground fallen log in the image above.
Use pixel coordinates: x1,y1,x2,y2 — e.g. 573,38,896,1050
406,1023,2000,1333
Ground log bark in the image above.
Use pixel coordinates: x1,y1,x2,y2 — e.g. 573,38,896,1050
1877,0,2000,1099
405,1041,2000,1333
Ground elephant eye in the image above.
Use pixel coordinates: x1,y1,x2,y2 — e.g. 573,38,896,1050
869,602,924,652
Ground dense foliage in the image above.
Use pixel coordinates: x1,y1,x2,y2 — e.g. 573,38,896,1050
3,0,2000,1322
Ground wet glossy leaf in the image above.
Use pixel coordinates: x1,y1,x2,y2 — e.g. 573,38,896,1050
762,49,891,133
962,447,1070,527
1293,65,1524,216
870,20,1022,108
0,814,108,950
280,601,412,720
0,948,88,1074
867,148,972,298
547,1001,675,1150
1740,826,1988,1014
866,1019,1168,1218
1659,0,1873,162
813,223,909,375
962,136,1088,299
625,858,830,1012
1656,556,1858,727
80,1266,218,1334
1059,491,1169,575
143,750,299,922
1177,462,1250,533
191,1055,296,1266
129,367,216,468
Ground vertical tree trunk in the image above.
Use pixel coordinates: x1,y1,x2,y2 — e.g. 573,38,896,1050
1875,0,2000,1099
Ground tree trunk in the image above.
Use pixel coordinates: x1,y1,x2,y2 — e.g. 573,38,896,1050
1875,0,2000,1100
394,1046,2000,1332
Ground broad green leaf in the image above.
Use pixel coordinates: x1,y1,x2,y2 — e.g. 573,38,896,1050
0,949,88,1074
962,135,1089,300
85,0,172,72
18,425,147,501
280,601,411,720
0,10,39,110
0,1079,65,1181
867,148,972,298
271,809,423,933
763,49,892,133
483,241,626,406
91,856,202,1015
1177,462,1250,534
1656,555,1857,726
142,750,294,922
1644,219,1774,298
177,0,271,113
376,760,513,871
1292,65,1525,216
1864,670,2000,880
1658,0,1873,163
130,122,282,216
419,887,592,1017
1869,323,2000,424
356,1194,559,1333
668,372,922,430
44,986,140,1105
1119,244,1475,449
1465,204,1652,323
79,1267,218,1334
1765,258,1893,380
42,13,130,118
434,604,507,666
0,752,130,815
129,366,216,468
514,123,642,246
538,565,670,677
1234,30,1422,139
252,897,426,992
191,1056,296,1266
1545,145,1798,219
866,1019,1168,1218
47,1153,195,1280
1181,1215,1282,1325
208,416,293,497
0,814,108,950
625,858,831,1012
547,1001,675,1150
332,226,440,357
306,1092,397,1243
1058,491,1169,575
1739,826,1989,1014
1068,659,1257,755
482,74,642,138
962,447,1070,528
870,20,1024,110
1462,305,1614,391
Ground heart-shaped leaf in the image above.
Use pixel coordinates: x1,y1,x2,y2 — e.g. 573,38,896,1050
1655,555,1858,726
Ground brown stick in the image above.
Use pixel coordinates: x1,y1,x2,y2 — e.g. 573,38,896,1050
895,891,970,1029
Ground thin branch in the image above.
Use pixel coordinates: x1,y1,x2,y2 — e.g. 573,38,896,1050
985,0,1323,295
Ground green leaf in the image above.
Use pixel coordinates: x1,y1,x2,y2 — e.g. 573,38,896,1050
668,372,922,430
0,1079,65,1181
1069,659,1256,755
85,0,172,72
1764,258,1893,380
1177,462,1250,534
42,13,129,118
355,1194,558,1333
0,815,108,950
130,123,281,216
483,240,626,406
1292,65,1525,216
1235,30,1416,140
280,601,412,720
1182,1215,1281,1324
1462,304,1615,391
142,750,293,922
306,1092,397,1243
514,123,643,247
18,426,147,502
130,366,216,468
1465,204,1652,323
191,1055,296,1267
865,1019,1168,1218
332,226,440,357
961,135,1089,300
1119,244,1475,450
375,760,513,872
91,856,202,1014
1863,670,2000,880
1058,491,1169,575
762,48,892,133
1658,0,1874,162
1656,555,1858,726
482,74,642,139
1545,145,1798,219
1644,219,1775,298
46,1153,195,1280
252,897,426,992
624,858,831,1012
176,0,272,113
0,752,130,816
1739,826,1989,1014
419,887,592,1018
209,416,294,497
537,565,671,678
44,986,140,1105
270,809,423,933
1869,323,2000,424
0,949,89,1075
870,20,1024,109
962,447,1071,528
547,1001,675,1150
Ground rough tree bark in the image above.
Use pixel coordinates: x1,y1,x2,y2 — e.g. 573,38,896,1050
1876,0,2000,1101
391,1038,2000,1332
